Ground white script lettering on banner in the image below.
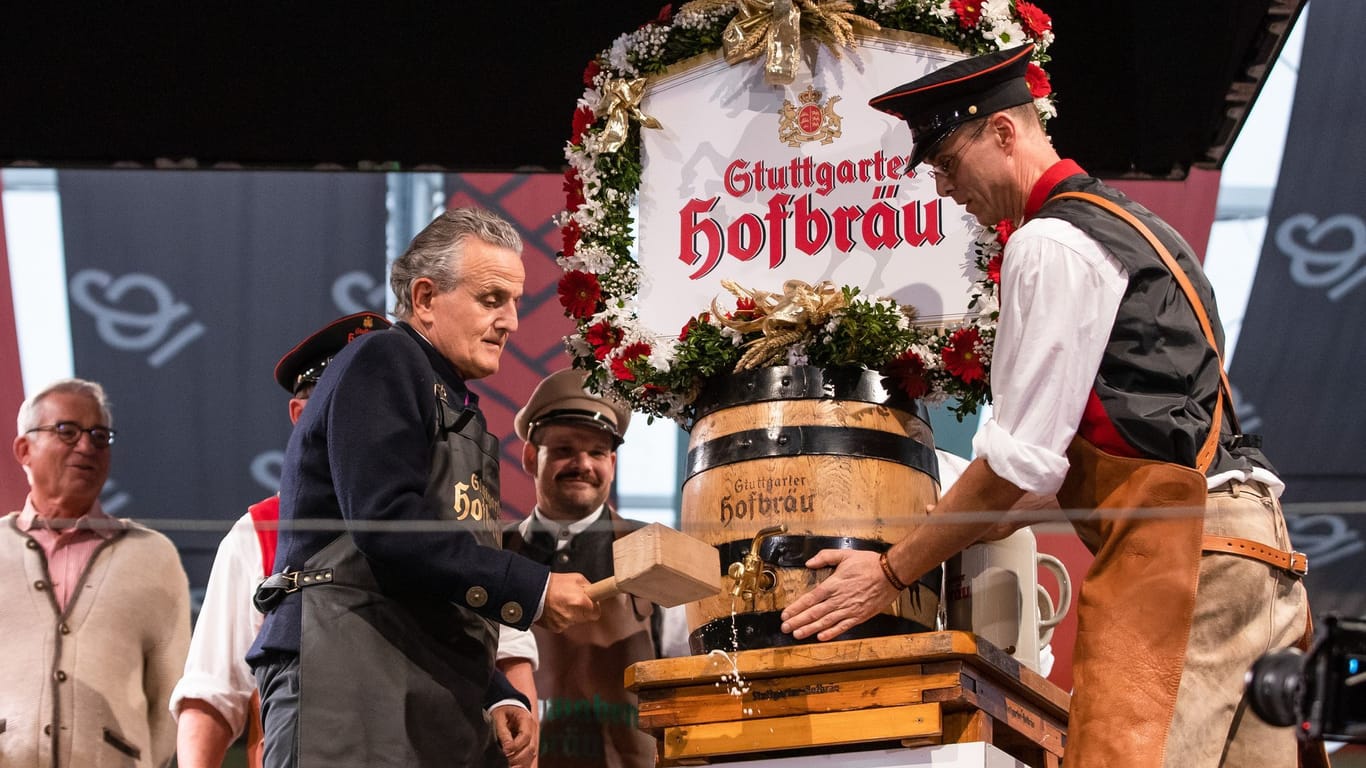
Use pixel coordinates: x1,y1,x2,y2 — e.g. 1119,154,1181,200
1287,513,1365,570
636,34,976,334
331,270,387,315
98,478,132,515
251,450,284,494
1274,212,1366,301
68,269,206,367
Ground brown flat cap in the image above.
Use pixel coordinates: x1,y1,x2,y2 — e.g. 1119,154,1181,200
514,368,632,446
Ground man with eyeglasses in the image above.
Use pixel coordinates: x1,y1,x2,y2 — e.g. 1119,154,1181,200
2,377,190,767
782,46,1316,767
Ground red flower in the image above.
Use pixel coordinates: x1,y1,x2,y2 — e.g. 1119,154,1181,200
654,4,673,24
585,321,622,360
942,327,986,384
558,271,601,319
986,253,1004,285
994,218,1015,245
570,105,595,145
1015,2,1052,37
563,167,584,210
611,342,652,382
950,0,981,29
1025,63,1052,99
582,59,601,87
679,312,711,341
885,350,930,400
561,220,581,258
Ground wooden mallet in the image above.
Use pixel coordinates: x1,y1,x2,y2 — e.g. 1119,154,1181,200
584,523,721,607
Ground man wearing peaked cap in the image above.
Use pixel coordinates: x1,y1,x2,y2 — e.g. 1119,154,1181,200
785,47,1315,767
514,367,632,447
171,311,389,768
504,369,688,768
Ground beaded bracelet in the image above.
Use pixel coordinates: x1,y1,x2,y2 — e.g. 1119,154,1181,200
879,551,908,591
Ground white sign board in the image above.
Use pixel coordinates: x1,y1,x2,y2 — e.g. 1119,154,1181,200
637,34,975,334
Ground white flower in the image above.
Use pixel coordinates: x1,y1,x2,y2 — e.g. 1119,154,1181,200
929,1,954,23
982,20,1028,48
1034,96,1058,120
565,334,593,360
648,341,676,372
786,343,809,367
557,244,616,275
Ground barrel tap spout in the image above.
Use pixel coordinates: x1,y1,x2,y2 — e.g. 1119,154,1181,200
728,524,786,603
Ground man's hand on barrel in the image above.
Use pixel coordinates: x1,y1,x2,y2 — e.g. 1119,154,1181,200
538,571,602,632
779,549,898,641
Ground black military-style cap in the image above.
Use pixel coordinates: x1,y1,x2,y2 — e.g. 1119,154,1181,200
869,45,1035,169
273,311,392,394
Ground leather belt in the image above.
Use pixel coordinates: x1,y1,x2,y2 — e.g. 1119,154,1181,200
252,567,335,613
1201,535,1308,577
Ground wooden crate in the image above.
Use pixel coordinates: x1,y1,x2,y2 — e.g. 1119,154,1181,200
626,631,1069,766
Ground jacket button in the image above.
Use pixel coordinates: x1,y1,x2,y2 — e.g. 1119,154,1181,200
554,552,570,565
34,580,47,591
27,538,39,549
465,586,488,608
44,724,52,735
501,602,524,624
55,670,67,682
60,623,70,635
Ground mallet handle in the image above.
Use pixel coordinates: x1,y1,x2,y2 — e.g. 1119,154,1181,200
585,576,621,602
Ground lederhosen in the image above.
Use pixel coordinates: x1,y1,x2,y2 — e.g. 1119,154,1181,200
1035,182,1312,767
504,511,660,768
261,381,506,768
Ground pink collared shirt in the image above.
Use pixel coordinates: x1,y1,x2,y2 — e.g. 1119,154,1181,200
17,497,126,612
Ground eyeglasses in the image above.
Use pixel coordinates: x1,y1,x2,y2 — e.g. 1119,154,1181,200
25,421,117,449
927,119,990,180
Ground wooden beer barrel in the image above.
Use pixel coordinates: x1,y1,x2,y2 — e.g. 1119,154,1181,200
681,366,942,653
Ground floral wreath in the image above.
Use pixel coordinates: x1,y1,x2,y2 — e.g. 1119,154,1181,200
555,0,1056,426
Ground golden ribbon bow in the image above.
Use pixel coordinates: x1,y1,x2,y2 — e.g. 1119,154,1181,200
714,0,880,84
594,77,662,154
714,279,848,371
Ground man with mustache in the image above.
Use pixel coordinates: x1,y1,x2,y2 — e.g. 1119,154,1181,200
504,368,688,768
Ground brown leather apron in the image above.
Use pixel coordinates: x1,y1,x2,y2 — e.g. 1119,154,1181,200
1048,191,1300,766
1056,437,1207,766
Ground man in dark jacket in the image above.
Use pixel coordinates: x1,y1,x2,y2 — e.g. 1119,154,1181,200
249,208,600,768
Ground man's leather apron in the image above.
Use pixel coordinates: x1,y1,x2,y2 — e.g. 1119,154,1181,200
1056,437,1206,766
295,383,505,768
1045,192,1317,767
512,514,659,767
